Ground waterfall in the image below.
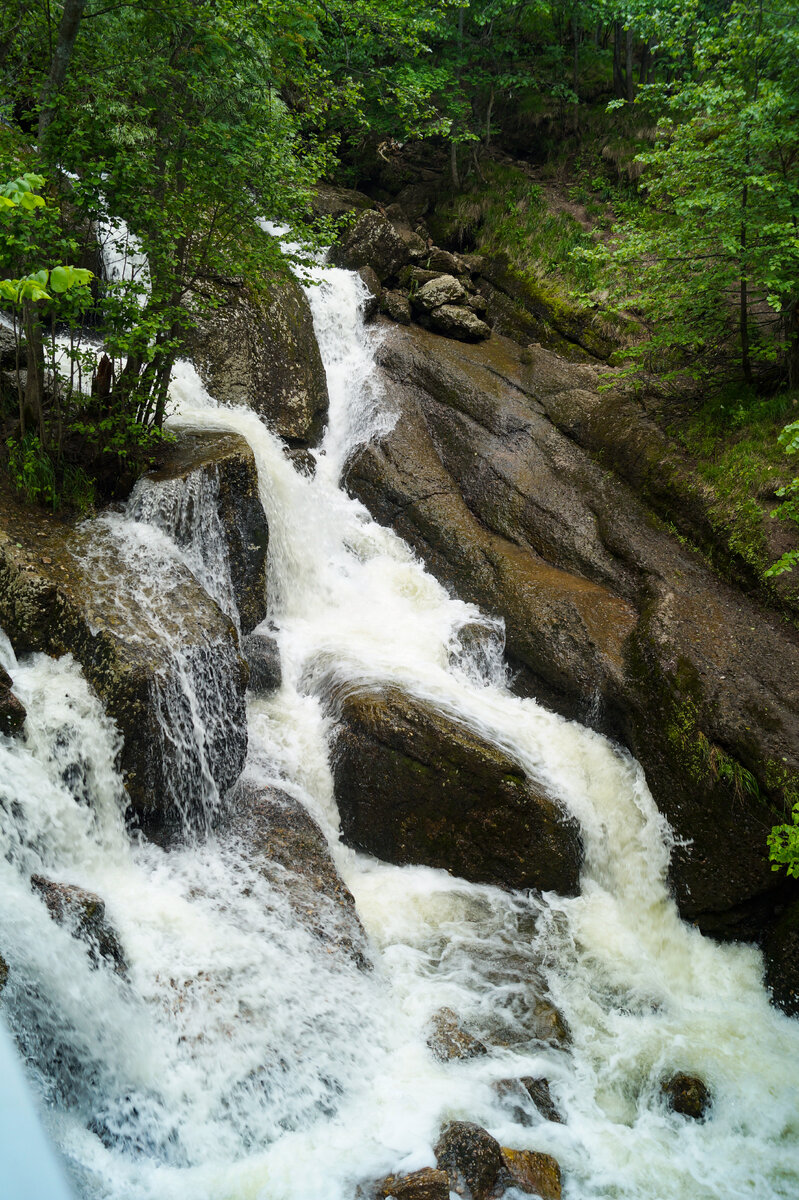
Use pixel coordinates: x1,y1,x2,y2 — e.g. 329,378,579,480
1,258,798,1200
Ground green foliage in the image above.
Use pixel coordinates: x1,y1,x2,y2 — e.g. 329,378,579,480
768,804,799,878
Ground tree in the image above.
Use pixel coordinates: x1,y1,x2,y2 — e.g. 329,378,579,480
606,0,799,386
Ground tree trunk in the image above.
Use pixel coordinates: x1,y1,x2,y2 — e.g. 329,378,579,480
740,183,752,385
485,87,494,146
639,39,652,86
625,27,635,103
786,300,799,390
450,141,460,190
613,22,625,99
22,302,46,441
38,0,87,144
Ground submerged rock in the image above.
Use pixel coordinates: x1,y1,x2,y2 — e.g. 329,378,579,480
144,429,269,634
222,780,370,968
660,1072,711,1120
242,631,282,694
332,684,583,896
0,664,25,736
426,1006,487,1062
500,1147,562,1200
434,1121,503,1200
186,268,329,446
494,1077,564,1126
31,874,126,975
0,503,248,833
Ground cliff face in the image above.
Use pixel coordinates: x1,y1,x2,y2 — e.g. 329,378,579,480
347,319,799,964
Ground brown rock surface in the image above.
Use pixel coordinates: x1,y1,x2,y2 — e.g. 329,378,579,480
434,1122,503,1200
500,1147,562,1200
371,1167,450,1200
346,318,799,950
426,1007,488,1062
186,267,328,445
332,685,583,896
221,780,370,968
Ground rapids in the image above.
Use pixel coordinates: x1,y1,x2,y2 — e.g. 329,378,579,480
1,258,798,1200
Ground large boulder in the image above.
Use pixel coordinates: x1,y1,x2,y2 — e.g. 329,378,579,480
412,275,469,312
347,319,799,952
138,430,269,634
0,494,247,834
331,210,411,282
424,304,491,343
221,780,370,968
331,685,583,895
434,1122,503,1200
31,874,126,975
186,268,328,445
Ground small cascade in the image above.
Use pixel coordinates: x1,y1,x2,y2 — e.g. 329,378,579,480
0,252,798,1200
127,469,241,630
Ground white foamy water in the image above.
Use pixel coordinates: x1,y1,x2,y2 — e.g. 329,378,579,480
1,257,798,1200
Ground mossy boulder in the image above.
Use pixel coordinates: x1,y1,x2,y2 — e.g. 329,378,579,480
331,685,583,895
221,779,370,968
500,1147,562,1200
142,430,269,634
186,267,328,446
0,495,247,833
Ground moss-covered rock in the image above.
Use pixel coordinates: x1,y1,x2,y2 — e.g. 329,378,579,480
144,430,268,634
331,685,583,895
186,267,328,446
500,1147,562,1200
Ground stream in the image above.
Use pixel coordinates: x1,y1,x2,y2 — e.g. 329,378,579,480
1,257,798,1200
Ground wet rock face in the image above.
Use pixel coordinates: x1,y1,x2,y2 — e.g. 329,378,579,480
145,430,269,634
186,270,329,446
332,685,583,896
221,780,371,968
371,1168,450,1200
31,874,126,975
500,1147,562,1200
426,1007,487,1062
242,632,282,694
347,318,799,953
0,501,248,833
764,897,799,1015
0,664,25,735
331,210,411,282
660,1073,711,1120
0,954,8,992
434,1121,504,1200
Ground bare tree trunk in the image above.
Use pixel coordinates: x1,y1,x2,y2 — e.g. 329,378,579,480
625,26,635,102
613,21,625,98
786,300,799,390
22,301,46,441
639,38,652,86
740,182,752,385
450,141,460,190
38,0,87,144
485,86,494,145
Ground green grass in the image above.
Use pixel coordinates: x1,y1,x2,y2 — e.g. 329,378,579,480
675,387,798,581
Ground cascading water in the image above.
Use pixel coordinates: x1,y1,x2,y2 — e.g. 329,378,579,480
1,257,799,1200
